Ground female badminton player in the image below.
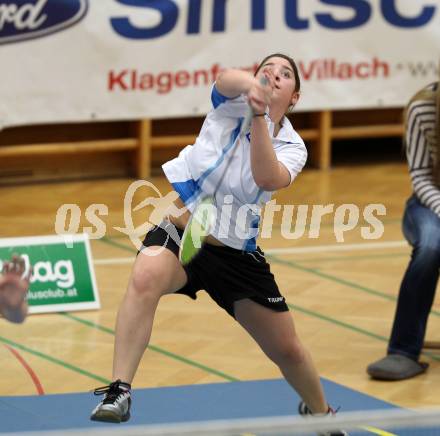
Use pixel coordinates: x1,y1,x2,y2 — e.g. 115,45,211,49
90,53,347,436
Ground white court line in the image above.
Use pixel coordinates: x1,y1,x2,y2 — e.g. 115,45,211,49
94,257,134,265
264,240,408,255
93,240,409,265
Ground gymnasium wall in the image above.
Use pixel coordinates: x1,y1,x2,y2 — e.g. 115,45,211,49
0,0,439,182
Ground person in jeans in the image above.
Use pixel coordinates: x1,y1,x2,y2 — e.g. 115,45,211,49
368,81,440,380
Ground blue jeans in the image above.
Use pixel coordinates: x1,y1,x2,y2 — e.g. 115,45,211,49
388,196,440,359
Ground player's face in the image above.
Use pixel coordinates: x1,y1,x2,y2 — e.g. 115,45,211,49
257,56,299,111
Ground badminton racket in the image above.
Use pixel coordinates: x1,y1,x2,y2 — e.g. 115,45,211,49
179,76,269,264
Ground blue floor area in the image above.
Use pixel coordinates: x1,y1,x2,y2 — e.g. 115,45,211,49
0,378,435,434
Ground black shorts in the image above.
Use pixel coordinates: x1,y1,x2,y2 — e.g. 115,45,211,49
140,223,289,318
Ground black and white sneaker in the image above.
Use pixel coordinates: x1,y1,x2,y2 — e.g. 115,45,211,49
90,380,132,423
298,401,349,436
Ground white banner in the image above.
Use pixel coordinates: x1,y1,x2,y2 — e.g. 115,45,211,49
1,0,439,128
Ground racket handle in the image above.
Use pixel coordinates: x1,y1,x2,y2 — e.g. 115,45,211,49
241,76,269,134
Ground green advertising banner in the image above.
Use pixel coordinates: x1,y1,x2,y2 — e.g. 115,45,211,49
0,234,100,314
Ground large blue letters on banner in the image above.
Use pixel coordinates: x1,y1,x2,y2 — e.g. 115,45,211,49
111,0,436,39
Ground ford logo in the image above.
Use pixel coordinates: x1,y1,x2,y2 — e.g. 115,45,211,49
0,0,88,45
